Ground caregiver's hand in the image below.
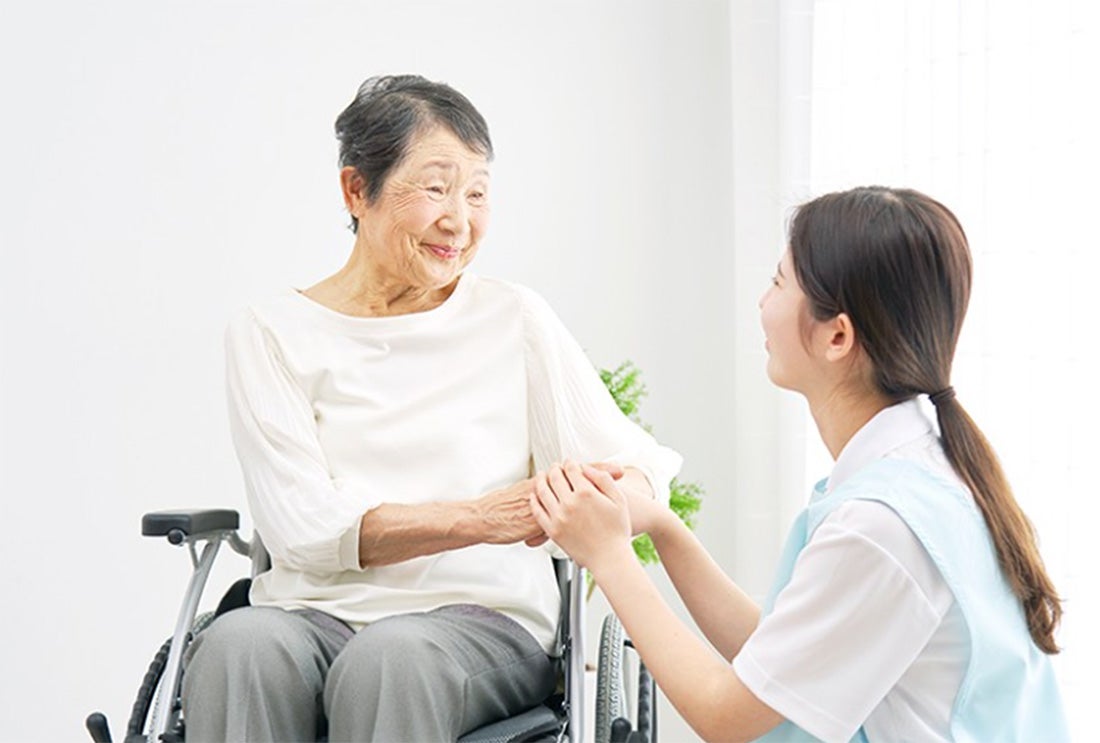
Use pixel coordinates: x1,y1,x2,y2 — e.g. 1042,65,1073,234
586,462,672,539
524,461,626,547
531,461,633,569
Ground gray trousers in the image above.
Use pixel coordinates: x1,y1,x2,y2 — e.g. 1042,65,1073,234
181,604,556,743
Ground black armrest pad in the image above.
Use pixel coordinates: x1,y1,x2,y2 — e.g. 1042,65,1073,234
142,509,240,538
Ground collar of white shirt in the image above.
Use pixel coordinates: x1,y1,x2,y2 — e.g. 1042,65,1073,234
825,399,935,494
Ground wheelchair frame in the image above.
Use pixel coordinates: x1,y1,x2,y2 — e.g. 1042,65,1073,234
87,508,655,743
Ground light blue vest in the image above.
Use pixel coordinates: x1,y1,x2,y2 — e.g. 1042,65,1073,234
753,458,1068,742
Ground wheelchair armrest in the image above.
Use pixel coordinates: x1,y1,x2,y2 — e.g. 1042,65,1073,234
142,509,240,543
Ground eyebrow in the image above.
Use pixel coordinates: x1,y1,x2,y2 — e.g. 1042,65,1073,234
420,160,490,177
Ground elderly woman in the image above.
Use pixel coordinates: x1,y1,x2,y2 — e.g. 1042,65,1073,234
180,75,682,742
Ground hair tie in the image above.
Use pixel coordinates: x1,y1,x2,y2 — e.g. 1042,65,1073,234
929,386,956,406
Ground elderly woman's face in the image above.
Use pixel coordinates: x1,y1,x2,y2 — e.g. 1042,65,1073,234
349,126,490,290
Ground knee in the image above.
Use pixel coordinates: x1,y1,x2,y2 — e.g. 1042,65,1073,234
185,607,316,685
183,609,332,741
327,616,459,697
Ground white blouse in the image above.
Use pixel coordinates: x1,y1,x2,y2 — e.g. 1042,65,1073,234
733,400,968,742
224,272,682,652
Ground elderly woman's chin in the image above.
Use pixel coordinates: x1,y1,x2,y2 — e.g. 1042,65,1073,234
416,245,478,288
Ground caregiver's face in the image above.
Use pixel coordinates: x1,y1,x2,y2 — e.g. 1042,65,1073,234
758,251,815,391
354,126,491,289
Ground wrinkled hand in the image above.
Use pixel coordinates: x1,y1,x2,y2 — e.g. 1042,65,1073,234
530,461,632,569
477,478,545,545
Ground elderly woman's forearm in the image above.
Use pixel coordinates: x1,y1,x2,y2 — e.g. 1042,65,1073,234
357,477,543,567
357,501,489,567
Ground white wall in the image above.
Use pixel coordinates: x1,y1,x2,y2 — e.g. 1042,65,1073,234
726,0,816,605
0,2,754,741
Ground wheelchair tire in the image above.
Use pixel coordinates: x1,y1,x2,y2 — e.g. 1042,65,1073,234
127,611,216,742
595,614,627,743
635,658,656,743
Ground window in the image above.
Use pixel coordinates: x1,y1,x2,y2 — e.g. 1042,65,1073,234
807,1,1099,735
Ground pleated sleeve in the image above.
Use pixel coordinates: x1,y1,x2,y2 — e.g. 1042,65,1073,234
224,309,375,575
519,287,683,503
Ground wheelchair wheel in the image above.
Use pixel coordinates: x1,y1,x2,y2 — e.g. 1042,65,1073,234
635,658,656,743
126,611,215,742
595,614,626,743
595,614,656,743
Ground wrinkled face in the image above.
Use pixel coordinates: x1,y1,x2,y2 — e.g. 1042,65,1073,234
350,126,491,290
758,251,817,392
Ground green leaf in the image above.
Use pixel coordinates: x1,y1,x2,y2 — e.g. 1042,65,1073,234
669,478,704,530
632,534,659,565
599,361,647,422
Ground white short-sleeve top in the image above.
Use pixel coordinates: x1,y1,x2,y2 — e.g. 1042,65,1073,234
224,272,682,652
733,400,969,742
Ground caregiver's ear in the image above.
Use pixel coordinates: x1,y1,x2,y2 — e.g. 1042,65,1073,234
822,312,858,362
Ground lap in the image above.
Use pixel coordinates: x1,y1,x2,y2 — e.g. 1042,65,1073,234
184,603,555,740
188,606,348,658
188,603,550,684
325,604,556,739
183,606,351,696
340,604,548,669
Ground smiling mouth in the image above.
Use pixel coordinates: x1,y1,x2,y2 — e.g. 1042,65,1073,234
425,244,462,260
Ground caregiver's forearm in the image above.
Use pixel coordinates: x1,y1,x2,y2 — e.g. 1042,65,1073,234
593,547,782,742
652,516,761,660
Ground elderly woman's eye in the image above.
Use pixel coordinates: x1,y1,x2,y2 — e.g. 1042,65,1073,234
426,185,446,196
468,191,486,203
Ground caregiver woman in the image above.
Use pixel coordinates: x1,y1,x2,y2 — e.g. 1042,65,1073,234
181,75,681,742
534,187,1068,742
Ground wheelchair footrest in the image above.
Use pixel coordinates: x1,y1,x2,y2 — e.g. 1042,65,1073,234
457,703,562,743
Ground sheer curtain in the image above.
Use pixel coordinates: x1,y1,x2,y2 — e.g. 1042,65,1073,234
806,1,1100,736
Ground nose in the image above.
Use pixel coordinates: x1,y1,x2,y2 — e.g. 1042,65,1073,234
437,194,471,243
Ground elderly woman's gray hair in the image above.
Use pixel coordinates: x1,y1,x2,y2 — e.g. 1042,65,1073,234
334,74,494,231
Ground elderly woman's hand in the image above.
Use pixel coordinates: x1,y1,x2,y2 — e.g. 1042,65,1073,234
475,478,547,545
530,461,633,570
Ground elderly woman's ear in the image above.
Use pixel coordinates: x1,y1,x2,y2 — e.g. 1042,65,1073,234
340,166,369,215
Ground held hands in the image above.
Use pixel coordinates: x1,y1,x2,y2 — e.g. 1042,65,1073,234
530,461,633,570
477,463,626,548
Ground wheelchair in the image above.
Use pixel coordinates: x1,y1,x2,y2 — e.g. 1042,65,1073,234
87,509,658,743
